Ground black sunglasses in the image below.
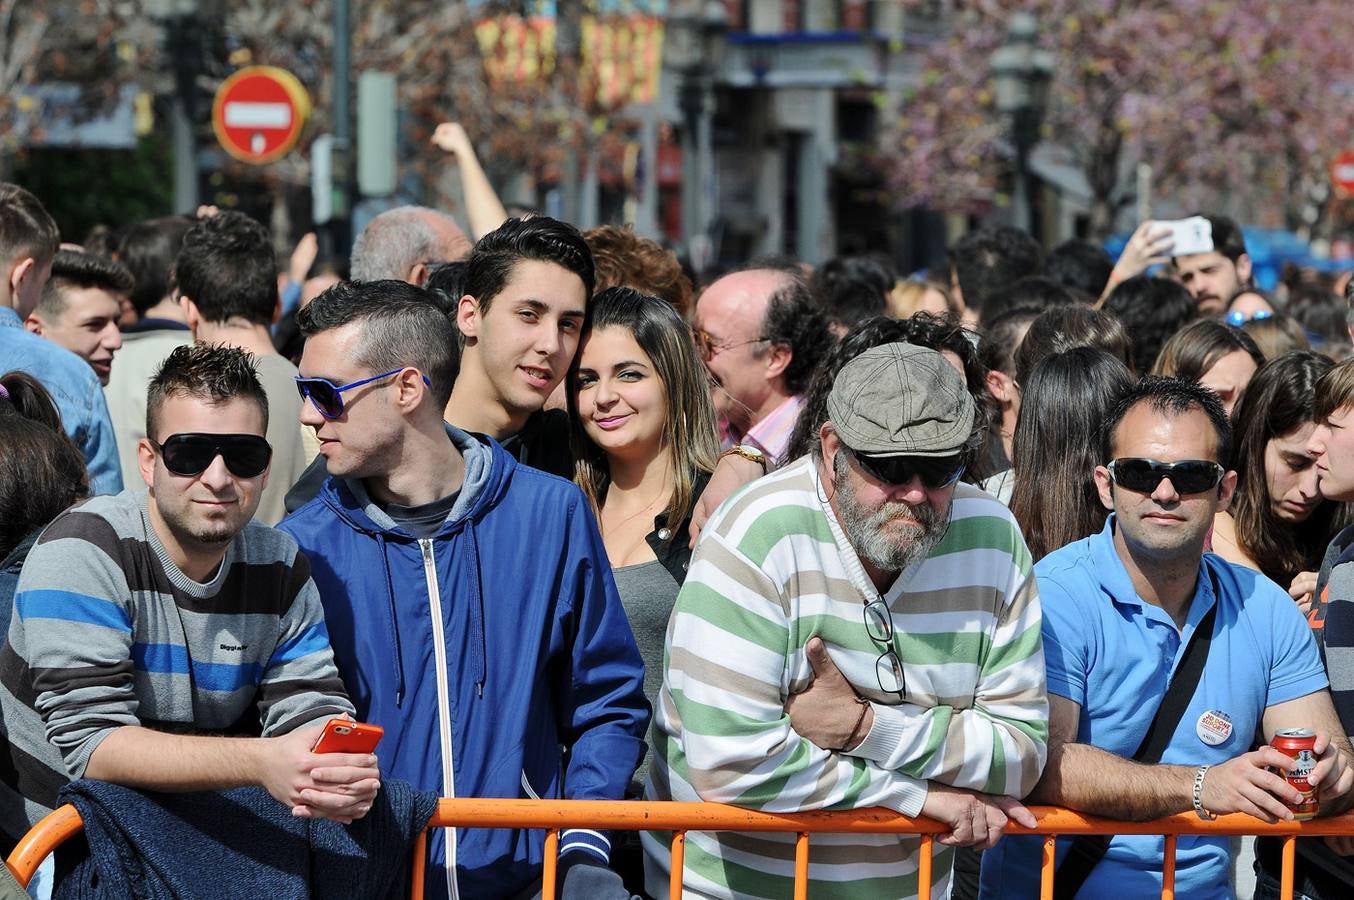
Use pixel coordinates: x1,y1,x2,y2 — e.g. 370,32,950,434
845,447,964,490
1107,458,1224,495
295,369,432,420
150,433,272,478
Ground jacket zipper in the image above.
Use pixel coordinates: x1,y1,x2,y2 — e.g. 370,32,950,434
421,539,460,900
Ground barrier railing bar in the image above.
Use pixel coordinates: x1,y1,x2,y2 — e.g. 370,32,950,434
1162,833,1177,900
6,804,82,886
542,829,559,900
793,832,809,900
1282,835,1296,900
409,830,428,900
423,798,1354,837
6,799,1341,899
1039,834,1056,899
918,833,933,900
669,831,685,900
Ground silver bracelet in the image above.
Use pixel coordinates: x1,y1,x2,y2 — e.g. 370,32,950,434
1192,764,1217,821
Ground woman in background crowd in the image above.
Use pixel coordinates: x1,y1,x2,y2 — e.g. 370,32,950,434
1013,305,1131,387
1211,351,1347,609
0,372,89,626
1005,347,1135,559
1243,314,1310,360
1151,318,1265,415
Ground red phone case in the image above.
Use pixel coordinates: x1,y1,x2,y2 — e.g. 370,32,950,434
311,718,384,754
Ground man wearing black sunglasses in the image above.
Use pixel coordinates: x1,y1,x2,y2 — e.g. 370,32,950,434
647,343,1048,899
0,344,379,850
982,377,1354,899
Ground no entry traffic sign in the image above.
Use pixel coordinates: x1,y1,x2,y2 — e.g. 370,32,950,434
1333,150,1354,198
212,66,311,164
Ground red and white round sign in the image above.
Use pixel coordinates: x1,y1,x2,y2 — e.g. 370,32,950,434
211,66,311,165
1332,150,1354,198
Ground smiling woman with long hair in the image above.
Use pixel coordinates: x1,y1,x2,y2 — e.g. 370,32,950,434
567,286,720,703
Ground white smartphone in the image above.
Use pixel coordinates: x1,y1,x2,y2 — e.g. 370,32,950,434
1159,216,1214,256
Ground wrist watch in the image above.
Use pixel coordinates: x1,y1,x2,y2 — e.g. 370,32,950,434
720,444,768,473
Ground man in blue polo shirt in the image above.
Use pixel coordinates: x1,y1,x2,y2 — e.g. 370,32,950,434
980,377,1354,898
0,183,121,494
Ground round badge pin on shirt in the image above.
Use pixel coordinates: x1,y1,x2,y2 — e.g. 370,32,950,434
1196,709,1233,746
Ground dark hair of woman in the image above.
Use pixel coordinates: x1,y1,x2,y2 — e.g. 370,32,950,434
1008,347,1135,561
1013,305,1131,388
1227,351,1348,585
1150,318,1265,381
0,371,90,560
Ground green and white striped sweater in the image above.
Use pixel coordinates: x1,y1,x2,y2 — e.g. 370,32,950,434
642,456,1048,900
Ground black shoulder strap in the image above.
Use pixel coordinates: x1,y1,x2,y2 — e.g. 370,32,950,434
1053,573,1220,900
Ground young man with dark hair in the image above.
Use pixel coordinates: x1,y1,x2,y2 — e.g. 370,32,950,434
982,377,1353,898
172,211,314,525
1101,274,1199,373
448,215,594,475
281,279,648,900
0,344,377,851
26,249,132,385
0,182,122,495
106,215,198,487
1045,238,1115,300
1173,214,1252,317
116,215,196,331
947,225,1044,322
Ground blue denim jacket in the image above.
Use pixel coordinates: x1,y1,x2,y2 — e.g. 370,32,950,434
0,307,123,495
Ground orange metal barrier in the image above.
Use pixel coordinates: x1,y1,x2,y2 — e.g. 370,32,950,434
417,799,1354,900
5,804,82,886
11,799,1354,899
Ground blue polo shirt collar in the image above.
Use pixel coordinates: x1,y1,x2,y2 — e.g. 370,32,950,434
1090,514,1218,642
0,307,21,328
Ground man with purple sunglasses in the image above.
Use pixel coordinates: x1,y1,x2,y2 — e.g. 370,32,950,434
281,278,647,900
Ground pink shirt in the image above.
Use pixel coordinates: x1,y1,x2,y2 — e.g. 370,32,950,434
720,395,804,469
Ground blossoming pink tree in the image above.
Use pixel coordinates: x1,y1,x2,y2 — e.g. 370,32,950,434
890,0,1354,237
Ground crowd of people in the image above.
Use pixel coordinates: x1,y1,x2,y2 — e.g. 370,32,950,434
5,152,1354,900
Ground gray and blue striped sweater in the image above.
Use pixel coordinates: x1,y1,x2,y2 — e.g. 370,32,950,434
0,489,353,838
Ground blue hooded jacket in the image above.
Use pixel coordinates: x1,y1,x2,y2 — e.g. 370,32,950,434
280,427,649,900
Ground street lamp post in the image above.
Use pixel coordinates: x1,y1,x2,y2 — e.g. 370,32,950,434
669,0,728,272
991,11,1054,235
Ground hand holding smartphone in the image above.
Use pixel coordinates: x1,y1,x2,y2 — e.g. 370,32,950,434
1158,216,1214,257
310,718,384,754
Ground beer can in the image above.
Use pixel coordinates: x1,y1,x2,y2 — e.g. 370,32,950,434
1271,728,1319,820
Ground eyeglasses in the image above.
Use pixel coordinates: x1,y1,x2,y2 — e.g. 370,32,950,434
1224,309,1273,327
691,327,769,362
295,368,432,420
149,433,272,478
863,599,906,700
1107,458,1224,495
845,447,964,490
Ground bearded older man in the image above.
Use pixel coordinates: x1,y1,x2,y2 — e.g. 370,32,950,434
643,342,1049,900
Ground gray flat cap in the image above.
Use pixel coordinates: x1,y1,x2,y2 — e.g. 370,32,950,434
826,342,975,457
